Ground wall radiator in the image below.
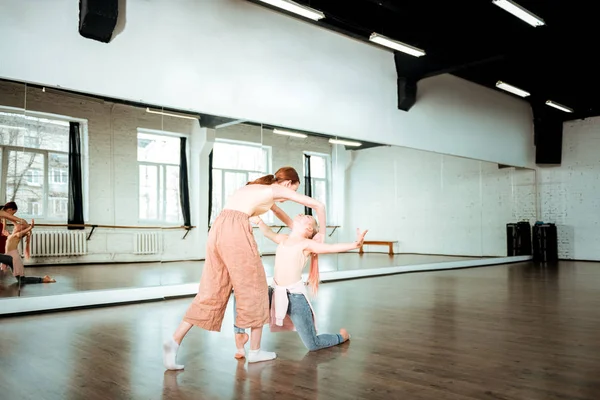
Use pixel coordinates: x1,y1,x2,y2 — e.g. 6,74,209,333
134,232,161,255
24,231,88,257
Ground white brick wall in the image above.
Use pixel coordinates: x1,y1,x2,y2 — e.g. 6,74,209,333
344,146,537,257
538,117,600,260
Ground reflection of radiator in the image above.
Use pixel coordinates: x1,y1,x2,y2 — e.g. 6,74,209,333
25,231,88,257
134,232,161,255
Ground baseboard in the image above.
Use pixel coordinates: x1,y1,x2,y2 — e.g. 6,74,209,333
0,255,531,317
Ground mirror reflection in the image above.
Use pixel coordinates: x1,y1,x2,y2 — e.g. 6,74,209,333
0,78,537,312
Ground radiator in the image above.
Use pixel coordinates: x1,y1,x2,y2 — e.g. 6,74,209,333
25,230,88,257
134,232,161,255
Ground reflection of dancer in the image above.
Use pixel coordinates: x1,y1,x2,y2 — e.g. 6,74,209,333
163,167,327,370
233,214,366,357
0,202,29,269
1,220,56,284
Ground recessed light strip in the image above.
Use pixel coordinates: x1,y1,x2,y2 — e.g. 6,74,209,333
146,108,198,120
329,138,362,147
545,100,573,113
495,81,530,97
257,0,325,21
273,128,307,138
492,0,545,27
369,33,426,57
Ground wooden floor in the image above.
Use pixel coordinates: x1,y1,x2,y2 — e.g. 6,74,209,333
0,253,482,298
1,260,598,399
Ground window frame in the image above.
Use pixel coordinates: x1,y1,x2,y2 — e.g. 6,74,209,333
303,151,331,213
0,106,89,222
137,128,188,226
211,138,273,224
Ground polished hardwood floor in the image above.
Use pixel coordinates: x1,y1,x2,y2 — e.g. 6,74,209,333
1,261,598,399
0,253,482,298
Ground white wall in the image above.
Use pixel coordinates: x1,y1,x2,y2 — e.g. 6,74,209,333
344,146,537,257
0,0,534,167
538,117,600,260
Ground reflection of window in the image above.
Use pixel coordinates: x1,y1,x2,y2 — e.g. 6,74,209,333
24,136,40,148
25,169,42,185
0,107,75,221
137,130,183,223
52,198,68,216
51,168,68,184
211,139,272,224
304,152,330,212
28,200,41,217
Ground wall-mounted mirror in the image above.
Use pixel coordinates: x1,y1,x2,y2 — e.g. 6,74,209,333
0,78,537,315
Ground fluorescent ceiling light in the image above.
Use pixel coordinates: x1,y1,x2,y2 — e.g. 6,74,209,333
545,100,573,113
369,33,425,57
273,128,307,138
146,108,198,120
495,81,530,97
257,0,325,21
492,0,545,27
329,138,361,147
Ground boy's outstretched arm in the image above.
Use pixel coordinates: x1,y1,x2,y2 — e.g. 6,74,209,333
305,228,368,254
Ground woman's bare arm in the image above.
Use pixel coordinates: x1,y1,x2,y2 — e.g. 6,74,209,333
270,204,293,229
251,216,286,244
271,186,326,235
0,210,27,226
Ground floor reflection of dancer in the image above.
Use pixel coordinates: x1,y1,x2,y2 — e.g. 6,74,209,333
0,202,29,269
163,167,327,370
233,214,366,357
1,220,56,284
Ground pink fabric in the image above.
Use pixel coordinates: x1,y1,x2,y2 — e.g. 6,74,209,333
269,280,317,333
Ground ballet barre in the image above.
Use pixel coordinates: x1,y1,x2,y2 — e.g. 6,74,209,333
258,225,341,237
31,223,195,240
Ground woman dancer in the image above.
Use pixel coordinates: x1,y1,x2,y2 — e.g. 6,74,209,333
163,167,327,370
1,219,55,284
235,214,366,356
0,202,29,269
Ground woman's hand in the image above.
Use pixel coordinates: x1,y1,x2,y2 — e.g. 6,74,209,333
355,228,368,247
249,216,262,225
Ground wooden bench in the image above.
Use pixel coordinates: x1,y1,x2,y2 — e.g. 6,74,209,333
359,240,398,255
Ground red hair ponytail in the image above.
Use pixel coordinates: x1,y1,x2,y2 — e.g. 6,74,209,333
247,167,300,186
24,231,31,260
307,253,320,295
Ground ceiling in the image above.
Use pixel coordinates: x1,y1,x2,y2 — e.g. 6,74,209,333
248,0,598,122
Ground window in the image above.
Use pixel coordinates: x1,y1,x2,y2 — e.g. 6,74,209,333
211,139,272,224
304,152,330,212
0,108,73,220
137,130,183,224
51,168,68,184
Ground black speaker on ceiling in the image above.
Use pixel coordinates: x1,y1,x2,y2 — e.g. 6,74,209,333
79,0,119,43
534,117,563,164
397,77,417,111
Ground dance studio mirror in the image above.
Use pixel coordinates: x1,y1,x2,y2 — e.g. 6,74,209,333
0,78,537,314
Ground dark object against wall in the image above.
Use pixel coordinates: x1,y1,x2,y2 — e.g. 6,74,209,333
533,223,558,262
507,222,532,256
79,0,119,43
68,122,85,229
179,138,191,227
